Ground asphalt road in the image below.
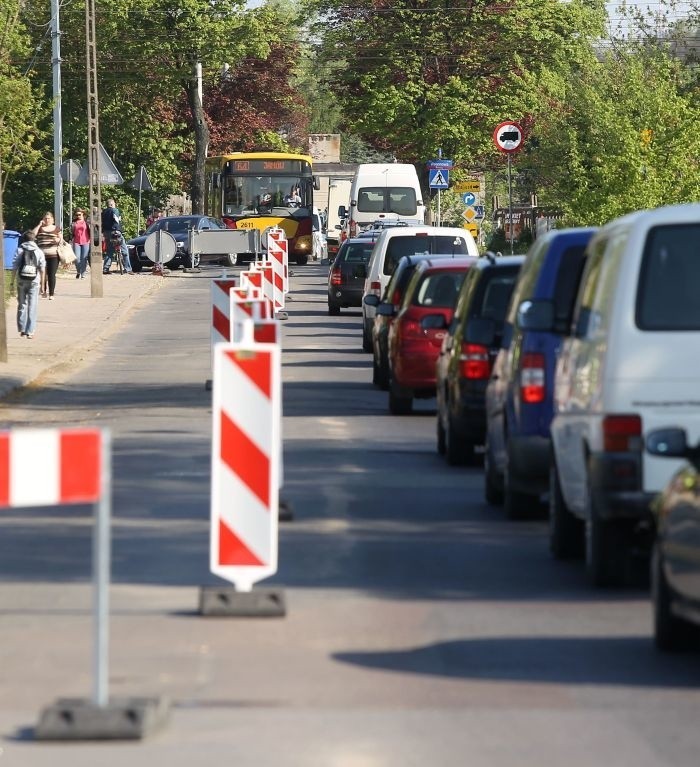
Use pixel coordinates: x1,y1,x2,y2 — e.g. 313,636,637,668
1,262,700,766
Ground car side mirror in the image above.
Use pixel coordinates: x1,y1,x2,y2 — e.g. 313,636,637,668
517,299,555,331
465,317,496,346
334,224,342,230
646,428,689,459
338,205,347,219
377,302,395,317
421,314,447,330
363,294,380,307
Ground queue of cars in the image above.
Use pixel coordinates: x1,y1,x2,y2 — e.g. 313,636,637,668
331,205,700,651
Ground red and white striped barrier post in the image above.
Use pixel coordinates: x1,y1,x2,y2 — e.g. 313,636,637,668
230,293,271,344
240,269,273,318
266,229,287,308
0,428,166,738
200,340,285,615
209,278,238,385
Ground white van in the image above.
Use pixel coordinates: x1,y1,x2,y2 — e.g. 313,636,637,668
361,225,478,351
339,164,425,239
549,203,700,586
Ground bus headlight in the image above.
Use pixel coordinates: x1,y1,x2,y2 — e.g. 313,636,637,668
295,235,312,252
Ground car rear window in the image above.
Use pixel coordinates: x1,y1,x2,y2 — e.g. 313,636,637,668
552,245,587,331
340,242,373,263
412,271,466,307
636,223,700,330
358,187,417,216
384,236,469,274
471,267,521,330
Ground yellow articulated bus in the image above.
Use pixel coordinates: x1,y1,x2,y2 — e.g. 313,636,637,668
205,151,319,265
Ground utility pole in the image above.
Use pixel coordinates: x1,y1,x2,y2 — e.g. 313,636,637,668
51,0,63,229
85,0,103,297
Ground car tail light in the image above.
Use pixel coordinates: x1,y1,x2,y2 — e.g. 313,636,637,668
603,415,642,452
459,343,490,379
330,267,342,286
400,319,423,339
520,352,545,403
370,281,381,295
349,219,357,237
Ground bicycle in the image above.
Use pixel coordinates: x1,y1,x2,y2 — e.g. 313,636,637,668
105,230,126,275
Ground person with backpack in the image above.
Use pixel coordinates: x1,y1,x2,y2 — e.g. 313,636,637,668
10,230,46,339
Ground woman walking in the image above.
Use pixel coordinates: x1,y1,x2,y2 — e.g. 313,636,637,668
71,208,90,278
33,211,61,299
11,231,46,339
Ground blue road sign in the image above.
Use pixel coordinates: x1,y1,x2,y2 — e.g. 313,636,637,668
427,159,454,169
429,168,449,189
462,192,476,206
474,205,485,220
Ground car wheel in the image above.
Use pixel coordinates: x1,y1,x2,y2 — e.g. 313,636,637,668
437,414,446,456
484,438,504,506
652,543,697,651
388,378,413,415
296,255,309,265
226,253,238,267
446,414,471,466
549,460,584,559
585,481,626,587
503,448,536,519
328,304,341,316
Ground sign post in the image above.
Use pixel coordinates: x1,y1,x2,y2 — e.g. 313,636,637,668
0,427,168,740
427,154,453,226
493,121,525,254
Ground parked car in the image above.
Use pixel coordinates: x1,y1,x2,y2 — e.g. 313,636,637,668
365,254,462,389
362,226,478,352
549,203,700,587
127,215,228,271
386,258,474,414
646,427,700,651
435,254,525,466
327,238,375,315
483,228,597,518
312,210,328,262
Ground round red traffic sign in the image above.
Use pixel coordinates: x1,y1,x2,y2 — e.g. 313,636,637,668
493,121,524,153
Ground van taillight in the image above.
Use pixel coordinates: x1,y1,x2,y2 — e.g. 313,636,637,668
330,267,342,286
370,281,381,295
520,353,545,403
603,415,642,452
349,219,357,237
459,343,490,379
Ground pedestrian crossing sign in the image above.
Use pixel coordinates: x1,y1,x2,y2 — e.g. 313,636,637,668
429,169,449,189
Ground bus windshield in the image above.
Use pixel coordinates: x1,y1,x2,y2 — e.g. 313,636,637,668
223,176,312,216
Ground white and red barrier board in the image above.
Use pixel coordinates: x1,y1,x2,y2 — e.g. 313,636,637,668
211,343,281,591
211,279,238,346
267,229,289,294
0,428,101,507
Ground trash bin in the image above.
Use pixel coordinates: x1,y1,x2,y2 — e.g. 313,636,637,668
3,230,21,269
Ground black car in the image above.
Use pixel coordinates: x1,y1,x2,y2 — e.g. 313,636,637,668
127,215,227,272
435,254,525,466
646,428,700,651
366,254,442,390
327,238,375,315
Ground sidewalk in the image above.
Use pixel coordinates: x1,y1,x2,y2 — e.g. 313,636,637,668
1,267,164,401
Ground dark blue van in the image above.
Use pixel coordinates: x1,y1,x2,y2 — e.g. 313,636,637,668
484,227,597,518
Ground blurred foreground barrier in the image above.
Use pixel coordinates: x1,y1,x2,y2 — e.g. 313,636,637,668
0,428,168,740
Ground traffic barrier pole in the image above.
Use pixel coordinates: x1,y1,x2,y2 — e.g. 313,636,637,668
0,427,168,739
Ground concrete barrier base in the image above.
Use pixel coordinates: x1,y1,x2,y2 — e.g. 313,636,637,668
199,587,286,617
35,696,170,740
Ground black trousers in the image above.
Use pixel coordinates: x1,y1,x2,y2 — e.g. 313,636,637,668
45,256,59,296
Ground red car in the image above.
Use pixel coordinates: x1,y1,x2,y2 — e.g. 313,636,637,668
387,257,475,414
